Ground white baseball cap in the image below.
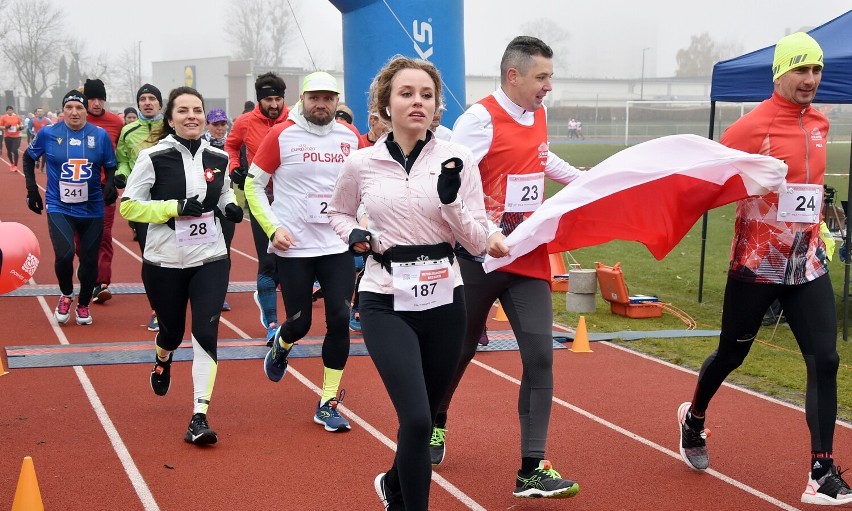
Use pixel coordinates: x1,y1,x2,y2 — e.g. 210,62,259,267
301,72,339,94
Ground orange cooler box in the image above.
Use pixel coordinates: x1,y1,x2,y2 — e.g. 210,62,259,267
595,262,663,319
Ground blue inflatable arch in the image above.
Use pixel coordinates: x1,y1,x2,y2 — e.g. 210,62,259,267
329,0,466,133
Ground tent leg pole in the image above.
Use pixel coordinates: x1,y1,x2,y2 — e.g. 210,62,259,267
698,213,708,303
844,131,852,341
699,102,717,303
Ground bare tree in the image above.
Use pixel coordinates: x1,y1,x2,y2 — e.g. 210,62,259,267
67,39,110,87
0,0,64,110
225,0,293,67
112,42,142,104
267,1,292,67
676,32,743,77
519,19,571,75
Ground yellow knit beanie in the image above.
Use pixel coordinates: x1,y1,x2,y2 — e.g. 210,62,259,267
773,32,823,81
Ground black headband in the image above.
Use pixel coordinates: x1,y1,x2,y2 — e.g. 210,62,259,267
335,110,353,124
256,86,285,101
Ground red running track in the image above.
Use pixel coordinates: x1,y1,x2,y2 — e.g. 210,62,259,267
1,152,851,510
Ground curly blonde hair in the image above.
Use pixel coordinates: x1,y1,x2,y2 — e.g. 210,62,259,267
368,55,443,125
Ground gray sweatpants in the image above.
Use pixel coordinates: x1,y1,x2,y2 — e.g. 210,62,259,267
437,257,555,460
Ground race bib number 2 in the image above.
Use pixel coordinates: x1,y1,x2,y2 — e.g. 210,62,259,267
306,193,332,223
176,211,219,246
777,184,821,224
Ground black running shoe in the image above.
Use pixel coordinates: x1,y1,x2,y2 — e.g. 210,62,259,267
430,426,446,466
802,464,852,506
513,460,580,499
678,401,710,470
92,283,112,304
150,352,173,396
374,473,390,509
184,413,218,445
373,472,404,510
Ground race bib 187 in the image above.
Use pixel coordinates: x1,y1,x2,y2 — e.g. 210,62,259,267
391,258,455,311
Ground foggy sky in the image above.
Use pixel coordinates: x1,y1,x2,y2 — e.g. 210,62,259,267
24,0,852,86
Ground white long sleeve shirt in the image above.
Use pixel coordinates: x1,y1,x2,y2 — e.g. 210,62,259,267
450,88,581,185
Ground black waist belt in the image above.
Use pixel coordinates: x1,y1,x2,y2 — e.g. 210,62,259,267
371,242,454,273
454,242,485,263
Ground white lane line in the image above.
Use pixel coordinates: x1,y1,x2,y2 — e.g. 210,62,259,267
217,317,252,340
602,340,852,430
59,213,824,510
285,366,487,511
112,238,142,263
229,246,258,262
471,354,801,511
218,318,487,510
32,286,160,511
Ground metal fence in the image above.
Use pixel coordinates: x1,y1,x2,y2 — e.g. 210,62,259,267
549,121,852,146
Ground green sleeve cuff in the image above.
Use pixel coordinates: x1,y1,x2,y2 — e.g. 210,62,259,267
120,199,179,224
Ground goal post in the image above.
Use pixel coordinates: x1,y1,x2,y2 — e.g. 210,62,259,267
624,100,712,146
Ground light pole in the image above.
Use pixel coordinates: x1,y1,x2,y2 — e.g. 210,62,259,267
640,47,650,100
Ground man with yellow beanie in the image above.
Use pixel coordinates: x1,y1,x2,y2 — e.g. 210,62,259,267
677,32,852,506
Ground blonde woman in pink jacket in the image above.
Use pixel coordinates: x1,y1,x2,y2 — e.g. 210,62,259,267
328,56,502,511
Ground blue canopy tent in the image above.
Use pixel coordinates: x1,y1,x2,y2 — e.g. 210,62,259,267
697,10,852,337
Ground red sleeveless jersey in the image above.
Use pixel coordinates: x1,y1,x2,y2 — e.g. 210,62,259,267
478,95,551,281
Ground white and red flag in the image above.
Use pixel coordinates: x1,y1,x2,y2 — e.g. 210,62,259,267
483,134,787,272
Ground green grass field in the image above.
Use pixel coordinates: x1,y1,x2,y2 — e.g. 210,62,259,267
547,141,852,420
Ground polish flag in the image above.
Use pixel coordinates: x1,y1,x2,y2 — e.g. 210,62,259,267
483,134,787,272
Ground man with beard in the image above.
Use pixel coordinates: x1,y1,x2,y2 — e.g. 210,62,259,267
225,72,290,344
246,72,362,432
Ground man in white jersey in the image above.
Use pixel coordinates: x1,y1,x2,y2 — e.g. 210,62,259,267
245,72,364,432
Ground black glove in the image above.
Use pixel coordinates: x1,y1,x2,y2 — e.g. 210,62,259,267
177,195,204,217
103,183,118,206
230,166,247,189
437,157,463,205
348,228,372,254
26,190,43,214
114,174,127,189
224,203,243,223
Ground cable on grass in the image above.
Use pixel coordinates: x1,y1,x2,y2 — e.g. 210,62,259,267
661,303,697,330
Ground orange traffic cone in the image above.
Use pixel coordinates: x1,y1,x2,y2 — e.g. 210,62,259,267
493,302,508,321
0,353,8,376
569,315,593,353
12,456,44,511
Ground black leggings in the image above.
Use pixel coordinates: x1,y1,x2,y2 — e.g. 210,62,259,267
437,257,555,460
133,222,148,254
692,274,838,452
221,216,235,252
275,251,354,370
141,258,229,359
360,287,466,511
47,213,102,305
5,136,20,165
249,208,279,325
249,208,278,281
